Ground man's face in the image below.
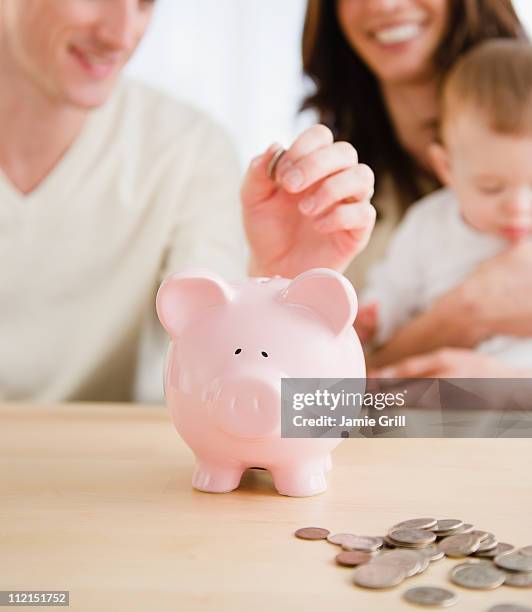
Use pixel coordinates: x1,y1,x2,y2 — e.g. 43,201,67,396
0,0,155,108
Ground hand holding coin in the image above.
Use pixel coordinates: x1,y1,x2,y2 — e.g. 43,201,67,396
241,124,376,278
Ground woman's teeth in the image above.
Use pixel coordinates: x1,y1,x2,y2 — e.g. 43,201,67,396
374,23,422,45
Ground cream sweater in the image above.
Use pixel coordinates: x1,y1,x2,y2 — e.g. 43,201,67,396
0,80,247,402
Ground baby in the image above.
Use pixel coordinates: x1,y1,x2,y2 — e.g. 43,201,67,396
359,39,532,370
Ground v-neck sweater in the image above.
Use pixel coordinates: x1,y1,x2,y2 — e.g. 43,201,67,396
0,79,246,402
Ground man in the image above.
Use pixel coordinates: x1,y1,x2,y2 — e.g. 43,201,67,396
0,0,375,402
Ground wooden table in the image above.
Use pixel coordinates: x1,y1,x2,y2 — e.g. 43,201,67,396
1,402,531,612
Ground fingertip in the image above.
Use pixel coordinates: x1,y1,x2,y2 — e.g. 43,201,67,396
250,143,283,170
250,154,264,170
268,142,283,155
313,218,332,233
281,167,305,193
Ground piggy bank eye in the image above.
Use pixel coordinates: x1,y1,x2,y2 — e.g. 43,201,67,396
234,348,242,355
261,351,269,358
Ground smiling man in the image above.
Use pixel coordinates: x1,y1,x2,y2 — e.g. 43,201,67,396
0,0,375,402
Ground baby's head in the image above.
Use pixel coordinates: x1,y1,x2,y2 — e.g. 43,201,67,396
430,40,532,241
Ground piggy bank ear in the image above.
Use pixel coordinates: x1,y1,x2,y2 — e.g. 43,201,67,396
280,268,357,335
156,269,233,337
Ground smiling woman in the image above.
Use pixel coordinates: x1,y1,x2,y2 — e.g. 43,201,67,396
301,0,529,290
336,0,449,84
303,0,527,216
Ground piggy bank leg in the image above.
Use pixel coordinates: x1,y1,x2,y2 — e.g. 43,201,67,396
271,460,329,497
192,459,244,493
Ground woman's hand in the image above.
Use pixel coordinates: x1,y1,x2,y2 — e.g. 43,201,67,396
370,348,529,378
364,240,532,363
355,303,379,344
241,125,376,278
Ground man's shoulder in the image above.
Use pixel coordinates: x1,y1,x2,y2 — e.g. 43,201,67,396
110,79,233,151
117,80,203,123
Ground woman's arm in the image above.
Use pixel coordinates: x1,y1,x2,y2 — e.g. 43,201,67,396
369,347,532,379
241,125,376,279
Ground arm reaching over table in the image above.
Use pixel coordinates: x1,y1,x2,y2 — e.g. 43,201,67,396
241,125,376,278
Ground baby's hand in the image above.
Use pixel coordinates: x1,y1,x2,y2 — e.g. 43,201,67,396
355,302,379,344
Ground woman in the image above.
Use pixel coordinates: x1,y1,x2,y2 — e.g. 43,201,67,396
302,0,532,377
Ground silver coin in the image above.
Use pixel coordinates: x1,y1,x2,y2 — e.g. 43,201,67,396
403,586,458,607
495,550,532,573
504,570,532,587
383,535,399,548
475,543,514,559
341,535,383,552
384,534,432,549
388,528,436,546
435,530,468,538
416,556,431,574
352,563,406,589
452,523,474,535
520,545,532,556
375,549,424,577
431,519,464,534
327,532,355,546
476,534,498,553
267,147,286,181
419,544,446,562
469,529,491,542
487,606,532,612
392,518,438,530
439,533,482,557
450,561,505,590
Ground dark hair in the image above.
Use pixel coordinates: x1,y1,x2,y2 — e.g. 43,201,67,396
302,0,528,212
442,39,532,136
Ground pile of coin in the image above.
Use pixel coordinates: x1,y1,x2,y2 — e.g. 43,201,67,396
294,517,532,609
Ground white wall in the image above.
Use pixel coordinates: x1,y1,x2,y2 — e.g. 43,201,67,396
126,0,532,167
515,0,532,34
125,0,308,167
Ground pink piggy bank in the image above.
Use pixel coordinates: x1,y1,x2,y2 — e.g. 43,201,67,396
156,267,365,497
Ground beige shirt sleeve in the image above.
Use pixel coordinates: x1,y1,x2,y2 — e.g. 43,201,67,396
134,119,247,403
160,118,247,282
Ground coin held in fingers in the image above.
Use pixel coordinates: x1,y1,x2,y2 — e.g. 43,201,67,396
267,147,286,181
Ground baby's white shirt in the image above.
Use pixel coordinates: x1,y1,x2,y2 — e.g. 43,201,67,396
362,187,532,369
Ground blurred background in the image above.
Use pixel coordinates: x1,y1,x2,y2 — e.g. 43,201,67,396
126,0,532,168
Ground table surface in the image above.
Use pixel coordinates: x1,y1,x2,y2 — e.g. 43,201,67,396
1,402,531,612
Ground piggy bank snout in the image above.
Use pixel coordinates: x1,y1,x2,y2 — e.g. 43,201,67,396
209,377,281,439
